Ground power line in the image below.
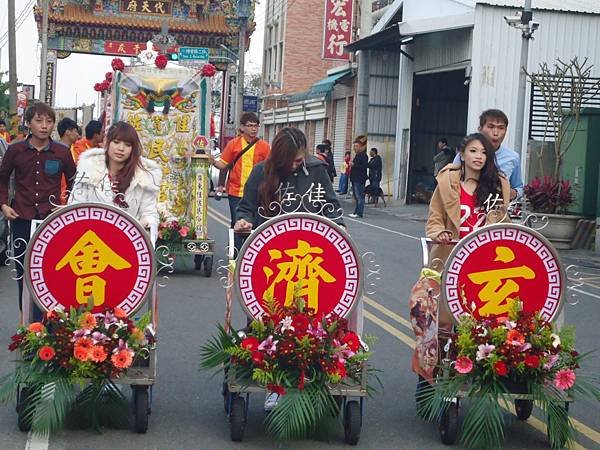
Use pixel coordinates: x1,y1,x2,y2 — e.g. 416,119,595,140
0,0,35,48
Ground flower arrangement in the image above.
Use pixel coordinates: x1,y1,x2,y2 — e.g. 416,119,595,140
0,305,156,434
524,176,575,214
157,216,194,243
201,297,375,440
93,71,113,93
154,54,168,69
418,300,600,450
111,57,125,71
201,63,217,77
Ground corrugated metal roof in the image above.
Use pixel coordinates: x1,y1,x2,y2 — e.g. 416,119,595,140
475,0,600,14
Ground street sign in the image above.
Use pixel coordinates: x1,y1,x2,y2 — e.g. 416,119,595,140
242,95,259,113
178,47,209,61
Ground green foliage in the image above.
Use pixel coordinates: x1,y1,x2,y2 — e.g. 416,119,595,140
264,383,339,440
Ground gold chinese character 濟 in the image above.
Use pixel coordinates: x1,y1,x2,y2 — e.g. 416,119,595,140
467,246,535,316
262,240,336,312
55,231,132,306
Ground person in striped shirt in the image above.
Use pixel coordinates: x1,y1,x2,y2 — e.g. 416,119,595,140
209,112,271,227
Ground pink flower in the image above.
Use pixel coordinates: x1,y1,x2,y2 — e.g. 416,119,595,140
476,344,495,361
544,354,560,370
455,356,473,374
554,369,576,390
258,335,278,356
179,226,189,238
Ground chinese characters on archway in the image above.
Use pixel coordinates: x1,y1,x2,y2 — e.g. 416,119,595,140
322,0,353,60
262,240,336,312
467,246,535,317
55,231,131,306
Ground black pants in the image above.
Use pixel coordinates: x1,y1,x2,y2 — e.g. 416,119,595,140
228,195,241,228
11,218,43,322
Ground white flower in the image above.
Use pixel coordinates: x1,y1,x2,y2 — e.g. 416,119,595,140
476,344,496,361
280,316,295,332
551,334,561,348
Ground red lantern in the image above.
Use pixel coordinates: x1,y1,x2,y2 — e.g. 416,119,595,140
111,58,125,71
155,55,168,69
201,63,217,77
105,72,113,82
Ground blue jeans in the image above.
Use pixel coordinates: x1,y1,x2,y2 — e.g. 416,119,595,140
338,174,348,194
352,182,365,217
228,195,241,228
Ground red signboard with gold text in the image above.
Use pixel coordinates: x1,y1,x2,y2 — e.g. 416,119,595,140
443,224,564,323
25,203,155,316
235,214,362,320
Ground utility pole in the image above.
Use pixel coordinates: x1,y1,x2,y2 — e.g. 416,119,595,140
354,0,373,136
512,0,535,155
236,0,251,124
39,0,50,103
8,0,18,130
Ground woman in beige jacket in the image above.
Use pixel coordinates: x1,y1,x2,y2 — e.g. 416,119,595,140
425,133,511,330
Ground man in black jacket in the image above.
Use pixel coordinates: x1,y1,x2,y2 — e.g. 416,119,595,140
349,135,368,218
368,147,382,188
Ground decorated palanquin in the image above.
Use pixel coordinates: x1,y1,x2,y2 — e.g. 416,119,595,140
411,223,565,381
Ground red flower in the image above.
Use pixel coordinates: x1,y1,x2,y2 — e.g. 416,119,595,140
266,384,286,396
292,314,310,333
342,332,360,352
100,80,111,91
38,346,56,361
201,63,217,77
525,355,540,369
94,83,102,92
251,351,264,365
111,58,125,71
336,361,347,379
155,54,168,69
494,360,509,376
105,72,113,82
241,337,260,352
8,333,25,351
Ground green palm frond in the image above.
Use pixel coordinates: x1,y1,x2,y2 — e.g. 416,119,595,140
72,379,129,431
460,383,508,450
24,377,76,436
265,383,338,440
200,324,236,369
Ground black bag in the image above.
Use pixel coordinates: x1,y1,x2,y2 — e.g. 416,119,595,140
218,140,257,188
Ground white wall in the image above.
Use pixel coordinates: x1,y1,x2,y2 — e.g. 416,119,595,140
403,0,473,21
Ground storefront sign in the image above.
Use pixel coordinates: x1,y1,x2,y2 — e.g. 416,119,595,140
242,95,258,113
25,204,155,316
235,213,362,320
322,0,353,60
120,0,172,15
443,224,564,323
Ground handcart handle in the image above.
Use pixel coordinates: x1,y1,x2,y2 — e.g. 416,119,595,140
420,237,459,268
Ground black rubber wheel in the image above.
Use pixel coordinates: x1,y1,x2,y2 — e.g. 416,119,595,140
202,255,213,277
515,399,533,420
17,386,32,432
194,255,204,270
222,383,231,414
344,400,362,445
229,396,246,442
439,401,459,445
133,386,149,433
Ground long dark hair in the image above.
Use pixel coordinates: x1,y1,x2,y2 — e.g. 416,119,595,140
259,127,308,211
104,121,144,194
459,133,502,208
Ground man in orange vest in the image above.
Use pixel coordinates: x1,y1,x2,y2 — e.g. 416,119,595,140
0,119,11,143
209,112,270,227
71,119,104,163
58,117,81,202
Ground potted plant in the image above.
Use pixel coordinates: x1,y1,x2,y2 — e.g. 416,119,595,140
523,176,579,248
524,57,600,246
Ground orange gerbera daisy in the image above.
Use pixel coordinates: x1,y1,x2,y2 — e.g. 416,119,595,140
75,337,94,349
78,312,97,330
38,346,56,361
111,349,134,369
74,346,90,362
113,308,127,319
506,329,525,346
90,345,107,363
28,322,45,334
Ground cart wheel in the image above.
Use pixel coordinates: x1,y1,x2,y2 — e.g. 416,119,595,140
547,403,569,449
439,401,459,445
515,399,533,420
344,400,362,445
202,255,213,277
229,396,246,442
223,383,231,414
133,386,149,433
17,386,32,432
194,255,204,270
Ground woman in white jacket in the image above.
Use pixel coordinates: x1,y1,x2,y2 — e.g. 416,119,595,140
68,121,162,228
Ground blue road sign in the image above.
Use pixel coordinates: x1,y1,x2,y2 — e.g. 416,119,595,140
178,47,210,61
243,95,259,113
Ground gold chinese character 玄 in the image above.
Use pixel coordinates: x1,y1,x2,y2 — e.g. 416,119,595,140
55,231,132,306
467,246,535,317
262,240,336,312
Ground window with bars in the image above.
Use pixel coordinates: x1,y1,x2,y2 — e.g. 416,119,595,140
529,76,600,141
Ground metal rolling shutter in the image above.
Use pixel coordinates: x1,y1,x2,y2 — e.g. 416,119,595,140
332,99,347,181
314,120,325,145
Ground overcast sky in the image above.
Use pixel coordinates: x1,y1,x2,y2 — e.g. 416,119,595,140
0,0,265,109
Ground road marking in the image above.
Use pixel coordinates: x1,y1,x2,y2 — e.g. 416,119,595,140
25,431,49,450
209,204,600,446
571,287,600,300
344,216,419,240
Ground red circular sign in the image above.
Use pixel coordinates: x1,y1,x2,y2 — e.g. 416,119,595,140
443,224,564,323
25,203,155,316
235,214,362,320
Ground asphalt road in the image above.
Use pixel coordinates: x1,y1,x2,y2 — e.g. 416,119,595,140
1,198,599,449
